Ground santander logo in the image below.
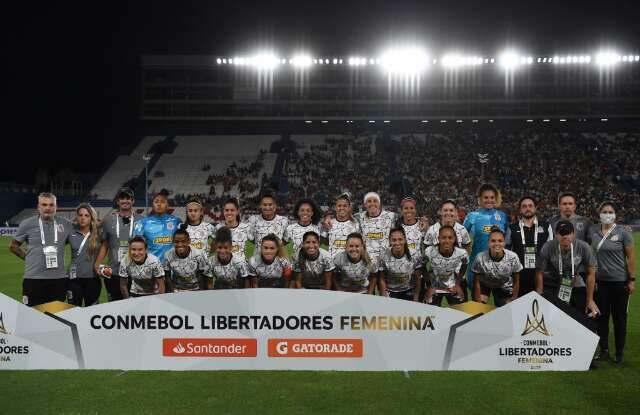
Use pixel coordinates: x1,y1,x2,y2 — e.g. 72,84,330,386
172,343,186,354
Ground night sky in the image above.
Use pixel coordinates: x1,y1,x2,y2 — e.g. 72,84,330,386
3,0,638,184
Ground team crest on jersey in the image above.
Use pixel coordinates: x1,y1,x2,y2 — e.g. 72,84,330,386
494,212,501,221
167,222,175,230
611,235,620,242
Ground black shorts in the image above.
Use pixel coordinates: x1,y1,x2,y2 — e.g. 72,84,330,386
479,284,512,307
68,278,102,307
22,278,68,307
388,289,416,301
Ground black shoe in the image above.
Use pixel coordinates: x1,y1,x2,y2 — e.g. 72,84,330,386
595,349,610,361
615,353,624,364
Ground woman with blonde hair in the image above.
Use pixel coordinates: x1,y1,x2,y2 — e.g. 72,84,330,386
68,203,102,306
332,233,378,294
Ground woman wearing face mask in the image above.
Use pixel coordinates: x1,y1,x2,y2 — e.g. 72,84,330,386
472,226,522,307
424,226,469,306
119,236,165,298
162,226,209,292
464,184,509,296
208,226,249,289
248,193,289,258
332,233,378,295
283,198,323,263
378,227,422,301
322,193,361,260
247,233,292,288
591,201,636,364
294,231,335,290
68,203,102,306
214,197,253,263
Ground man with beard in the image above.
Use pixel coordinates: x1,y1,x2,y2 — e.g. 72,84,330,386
507,196,553,296
94,187,136,301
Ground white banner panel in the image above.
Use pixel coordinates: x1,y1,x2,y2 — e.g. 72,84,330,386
445,292,599,371
0,293,80,369
0,227,18,237
0,290,598,371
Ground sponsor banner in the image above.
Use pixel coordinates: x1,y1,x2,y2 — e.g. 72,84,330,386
445,292,599,371
0,293,79,369
0,290,597,371
0,227,18,237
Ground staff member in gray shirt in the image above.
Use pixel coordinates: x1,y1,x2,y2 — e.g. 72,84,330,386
94,187,135,301
548,192,592,242
68,203,102,307
590,201,636,364
9,193,72,307
535,220,599,332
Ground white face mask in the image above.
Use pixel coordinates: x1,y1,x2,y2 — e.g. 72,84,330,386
600,213,616,225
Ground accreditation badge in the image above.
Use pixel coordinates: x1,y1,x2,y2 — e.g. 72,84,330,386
69,263,78,279
524,246,536,269
558,277,573,303
117,240,129,263
43,245,59,269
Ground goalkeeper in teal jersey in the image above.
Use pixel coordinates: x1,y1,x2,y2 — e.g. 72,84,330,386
463,183,510,289
133,190,181,261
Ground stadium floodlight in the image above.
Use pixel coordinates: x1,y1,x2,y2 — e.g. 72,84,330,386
379,47,430,75
488,119,494,122
440,120,447,123
305,120,312,124
321,120,328,123
421,120,429,123
456,119,463,123
291,55,312,68
499,51,522,70
472,119,479,123
526,119,534,122
559,119,567,122
543,119,550,122
383,120,391,123
635,56,639,61
216,58,222,64
601,118,608,122
248,53,279,70
596,51,621,66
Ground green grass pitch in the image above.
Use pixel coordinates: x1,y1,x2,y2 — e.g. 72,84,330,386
0,235,638,414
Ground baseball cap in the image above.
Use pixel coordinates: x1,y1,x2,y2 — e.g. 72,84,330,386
116,187,134,199
556,220,574,236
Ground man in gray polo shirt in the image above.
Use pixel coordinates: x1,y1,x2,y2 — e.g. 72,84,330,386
548,192,592,242
9,193,72,307
94,187,135,301
535,220,599,332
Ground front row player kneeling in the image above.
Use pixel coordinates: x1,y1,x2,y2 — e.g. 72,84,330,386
118,236,166,298
378,227,422,301
424,225,469,306
472,226,523,306
332,233,378,294
247,233,293,288
162,226,209,292
207,226,249,289
294,231,335,289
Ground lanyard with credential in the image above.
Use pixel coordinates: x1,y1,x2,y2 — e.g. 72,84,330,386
116,214,134,239
558,242,575,278
519,218,538,246
39,217,58,245
596,224,617,253
77,232,90,257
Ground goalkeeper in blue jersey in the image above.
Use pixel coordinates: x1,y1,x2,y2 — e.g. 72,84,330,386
133,190,181,261
463,183,510,291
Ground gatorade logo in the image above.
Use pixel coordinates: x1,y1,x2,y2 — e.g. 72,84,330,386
268,339,363,358
163,338,257,357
